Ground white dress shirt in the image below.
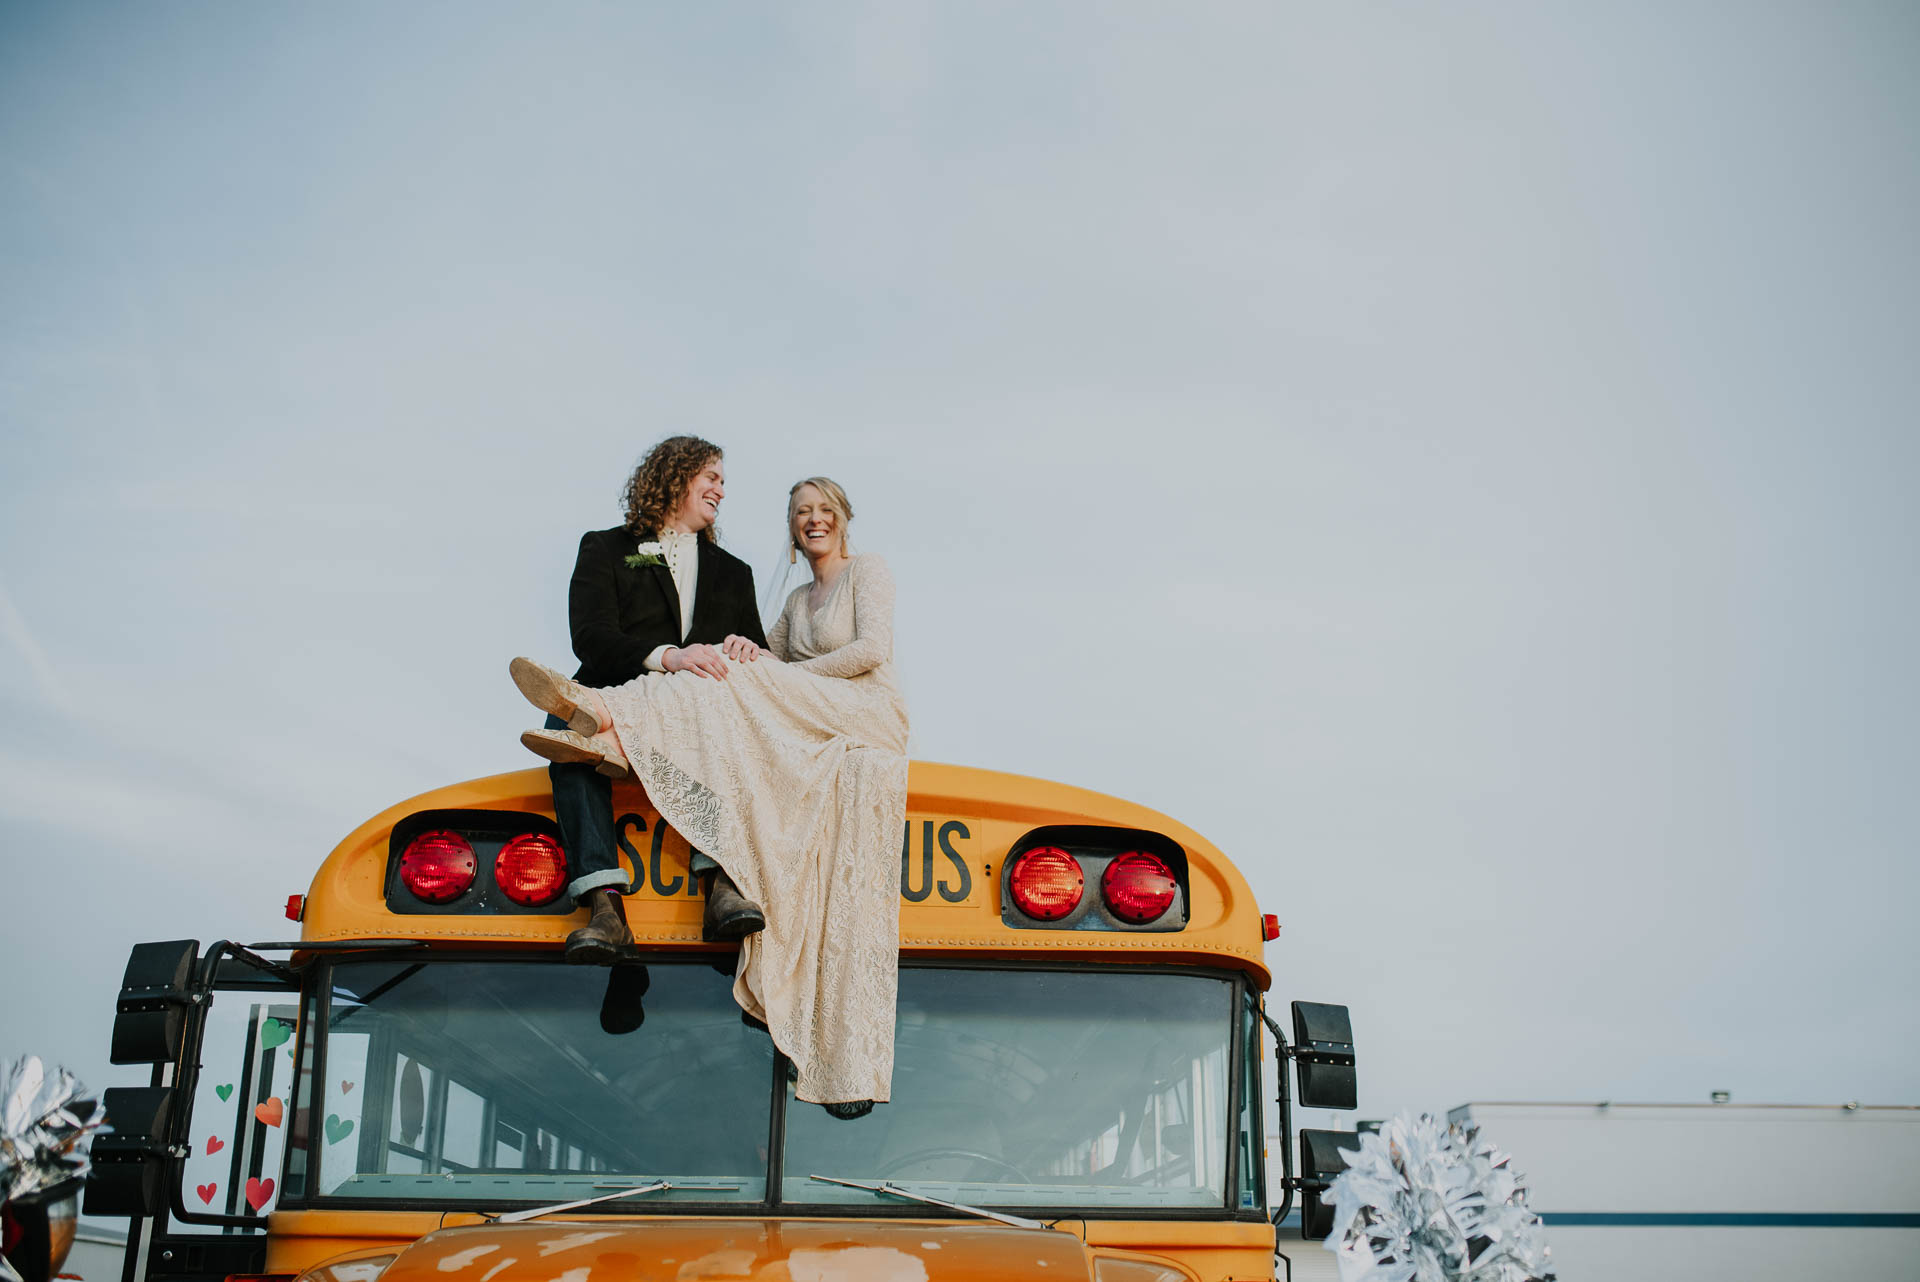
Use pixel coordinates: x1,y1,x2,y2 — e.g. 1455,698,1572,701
642,529,701,672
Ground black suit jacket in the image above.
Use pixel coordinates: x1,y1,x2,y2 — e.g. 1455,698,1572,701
567,526,769,688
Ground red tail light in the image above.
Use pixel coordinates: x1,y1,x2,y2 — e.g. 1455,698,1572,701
1101,852,1176,924
398,831,475,904
495,834,568,906
1008,847,1084,921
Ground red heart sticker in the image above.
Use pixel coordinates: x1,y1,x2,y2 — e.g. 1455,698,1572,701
254,1098,284,1128
341,1081,355,1094
196,1183,217,1205
205,1135,225,1155
245,1177,275,1211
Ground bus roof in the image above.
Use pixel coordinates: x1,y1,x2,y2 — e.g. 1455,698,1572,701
301,761,1271,987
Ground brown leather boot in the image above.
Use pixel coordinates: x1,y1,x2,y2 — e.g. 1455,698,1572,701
565,888,634,964
701,869,766,942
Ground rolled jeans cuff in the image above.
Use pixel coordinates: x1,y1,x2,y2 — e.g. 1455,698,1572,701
689,850,718,876
569,867,632,906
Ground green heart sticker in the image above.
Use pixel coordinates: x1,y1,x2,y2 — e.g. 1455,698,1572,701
325,1115,355,1144
259,1018,291,1050
214,1084,234,1102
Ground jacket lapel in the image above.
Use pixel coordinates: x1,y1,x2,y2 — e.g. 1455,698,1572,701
635,530,681,634
686,538,719,640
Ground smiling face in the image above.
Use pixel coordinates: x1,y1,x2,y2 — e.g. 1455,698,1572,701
669,456,726,533
789,483,844,560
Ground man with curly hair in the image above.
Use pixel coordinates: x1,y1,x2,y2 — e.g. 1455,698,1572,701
552,435,770,963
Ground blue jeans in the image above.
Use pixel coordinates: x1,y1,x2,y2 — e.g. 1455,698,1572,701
547,713,631,905
549,712,717,903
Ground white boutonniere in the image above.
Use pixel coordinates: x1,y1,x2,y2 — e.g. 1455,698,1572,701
624,541,665,569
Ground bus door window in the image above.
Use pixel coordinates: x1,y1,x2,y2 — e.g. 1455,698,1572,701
172,978,299,1226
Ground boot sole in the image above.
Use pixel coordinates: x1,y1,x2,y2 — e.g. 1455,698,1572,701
521,729,631,780
565,936,637,965
702,908,767,943
510,657,602,736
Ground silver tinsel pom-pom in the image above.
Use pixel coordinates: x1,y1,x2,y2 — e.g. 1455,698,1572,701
1322,1111,1555,1282
0,1056,109,1207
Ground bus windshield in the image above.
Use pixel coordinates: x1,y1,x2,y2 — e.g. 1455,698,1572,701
302,960,1242,1213
786,968,1237,1211
312,959,774,1203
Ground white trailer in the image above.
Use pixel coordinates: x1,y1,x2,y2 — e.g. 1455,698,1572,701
1449,1100,1920,1280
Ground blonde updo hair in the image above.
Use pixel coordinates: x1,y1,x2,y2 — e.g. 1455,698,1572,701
788,476,853,556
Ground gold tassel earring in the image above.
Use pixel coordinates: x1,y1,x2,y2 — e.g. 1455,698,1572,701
789,544,797,564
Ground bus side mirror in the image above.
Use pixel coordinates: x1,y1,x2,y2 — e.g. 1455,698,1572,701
83,1088,181,1218
1298,1128,1362,1239
1290,1001,1356,1110
110,940,201,1065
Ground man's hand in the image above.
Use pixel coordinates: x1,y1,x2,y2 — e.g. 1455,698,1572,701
664,643,729,679
721,634,766,663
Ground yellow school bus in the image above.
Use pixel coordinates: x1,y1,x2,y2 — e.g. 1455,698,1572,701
86,763,1360,1282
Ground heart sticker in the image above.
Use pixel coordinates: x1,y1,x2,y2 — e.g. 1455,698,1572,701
325,1115,354,1144
244,1177,275,1211
254,1098,284,1128
259,1019,292,1051
205,1136,225,1155
214,1084,234,1102
341,1081,355,1094
196,1183,217,1205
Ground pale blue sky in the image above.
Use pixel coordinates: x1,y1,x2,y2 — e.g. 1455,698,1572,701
3,1,1917,1128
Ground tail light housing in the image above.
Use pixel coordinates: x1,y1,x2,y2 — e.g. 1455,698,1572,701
385,811,573,915
999,826,1189,933
397,831,476,904
1007,847,1084,921
1101,852,1176,924
494,834,568,906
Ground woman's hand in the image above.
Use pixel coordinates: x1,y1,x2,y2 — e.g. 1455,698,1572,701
664,643,730,679
721,634,766,663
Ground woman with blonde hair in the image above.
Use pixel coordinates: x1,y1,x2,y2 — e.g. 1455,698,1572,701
511,476,906,1118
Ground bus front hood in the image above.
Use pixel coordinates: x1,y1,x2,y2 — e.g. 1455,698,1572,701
383,1218,1115,1282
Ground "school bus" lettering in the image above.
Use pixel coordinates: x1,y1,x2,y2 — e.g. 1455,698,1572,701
615,812,977,905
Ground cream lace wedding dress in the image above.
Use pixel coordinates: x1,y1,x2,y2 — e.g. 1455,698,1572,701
598,554,908,1105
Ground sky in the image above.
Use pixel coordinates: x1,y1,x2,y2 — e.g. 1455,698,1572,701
3,0,1917,1152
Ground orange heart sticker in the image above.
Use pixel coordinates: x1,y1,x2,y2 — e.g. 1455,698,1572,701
254,1098,284,1128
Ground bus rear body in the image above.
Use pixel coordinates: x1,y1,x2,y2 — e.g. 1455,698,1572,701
87,763,1356,1282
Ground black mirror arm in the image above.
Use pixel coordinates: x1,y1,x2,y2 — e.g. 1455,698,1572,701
222,943,299,984
1261,1009,1295,1228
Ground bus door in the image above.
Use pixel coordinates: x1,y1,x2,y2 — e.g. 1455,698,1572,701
85,940,307,1282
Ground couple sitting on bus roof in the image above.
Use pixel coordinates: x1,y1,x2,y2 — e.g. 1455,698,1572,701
508,434,907,1119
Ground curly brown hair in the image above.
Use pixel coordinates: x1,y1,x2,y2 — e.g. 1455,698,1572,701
622,435,722,541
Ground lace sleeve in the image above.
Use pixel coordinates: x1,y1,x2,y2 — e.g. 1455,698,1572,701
766,589,797,661
793,556,894,679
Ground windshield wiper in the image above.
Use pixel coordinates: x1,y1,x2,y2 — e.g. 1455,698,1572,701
487,1182,691,1220
808,1174,1047,1230
479,1177,749,1223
